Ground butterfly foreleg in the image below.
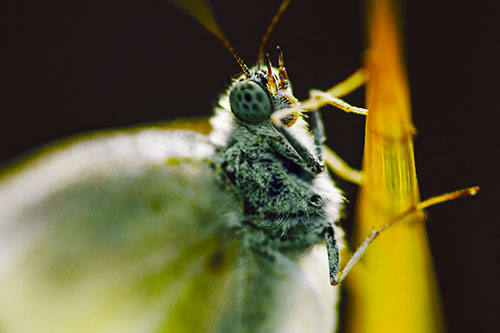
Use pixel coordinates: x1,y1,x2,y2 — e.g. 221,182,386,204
274,124,324,174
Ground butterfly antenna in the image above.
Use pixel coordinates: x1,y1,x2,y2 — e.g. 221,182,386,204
218,38,249,76
257,0,292,66
167,0,249,76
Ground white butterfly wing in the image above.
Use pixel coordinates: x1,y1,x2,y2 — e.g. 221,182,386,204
0,128,337,332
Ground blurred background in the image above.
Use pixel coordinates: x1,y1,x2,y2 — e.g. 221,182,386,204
4,0,499,331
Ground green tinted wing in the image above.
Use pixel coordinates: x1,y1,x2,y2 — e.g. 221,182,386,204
0,127,338,332
0,128,242,332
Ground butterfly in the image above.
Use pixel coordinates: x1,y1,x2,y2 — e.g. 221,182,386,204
0,0,479,332
0,0,362,331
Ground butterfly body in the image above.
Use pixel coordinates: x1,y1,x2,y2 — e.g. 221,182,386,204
211,67,344,274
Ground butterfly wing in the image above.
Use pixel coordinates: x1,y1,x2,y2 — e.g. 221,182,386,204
0,126,337,332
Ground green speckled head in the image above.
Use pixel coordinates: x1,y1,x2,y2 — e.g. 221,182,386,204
229,80,272,123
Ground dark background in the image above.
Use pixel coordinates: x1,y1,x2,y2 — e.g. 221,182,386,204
4,0,499,331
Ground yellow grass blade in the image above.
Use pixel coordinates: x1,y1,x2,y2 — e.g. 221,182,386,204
346,0,444,332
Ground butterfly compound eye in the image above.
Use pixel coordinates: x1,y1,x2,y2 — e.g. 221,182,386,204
229,81,272,123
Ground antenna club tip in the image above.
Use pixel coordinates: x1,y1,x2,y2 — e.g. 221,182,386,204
467,186,480,196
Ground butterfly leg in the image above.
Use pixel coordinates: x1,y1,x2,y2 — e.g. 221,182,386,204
309,90,368,115
324,68,368,99
324,226,341,286
309,68,368,115
331,186,478,285
310,109,346,285
272,69,368,124
309,109,363,184
274,125,324,174
311,109,326,164
307,70,364,184
323,145,363,184
276,108,328,173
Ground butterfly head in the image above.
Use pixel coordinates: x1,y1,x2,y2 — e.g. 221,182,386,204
229,47,299,127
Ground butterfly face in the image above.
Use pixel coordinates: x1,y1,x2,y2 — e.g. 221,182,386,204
228,64,297,125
